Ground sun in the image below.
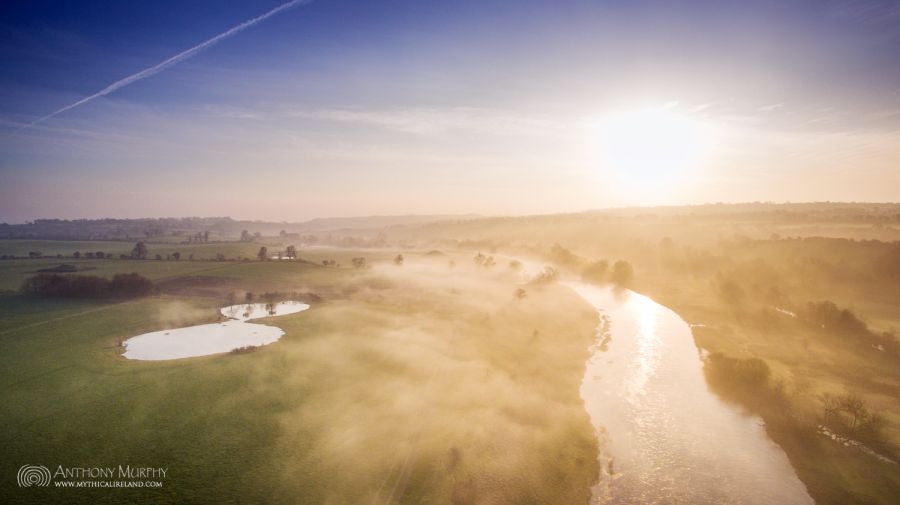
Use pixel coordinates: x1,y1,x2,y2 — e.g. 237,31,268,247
596,106,715,194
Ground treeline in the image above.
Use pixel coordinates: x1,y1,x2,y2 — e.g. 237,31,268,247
21,273,155,299
0,217,235,240
543,244,635,287
225,290,321,306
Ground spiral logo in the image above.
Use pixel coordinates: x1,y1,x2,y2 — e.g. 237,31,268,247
17,465,52,487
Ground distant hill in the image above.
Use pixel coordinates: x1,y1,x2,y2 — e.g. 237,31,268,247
293,214,481,231
2,203,898,241
0,214,481,241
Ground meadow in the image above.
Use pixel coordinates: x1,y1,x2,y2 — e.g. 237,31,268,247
0,240,599,504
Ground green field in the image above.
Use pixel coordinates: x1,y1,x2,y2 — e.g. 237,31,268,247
0,239,379,263
0,241,598,504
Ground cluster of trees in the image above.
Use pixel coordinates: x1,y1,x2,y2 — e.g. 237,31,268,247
530,266,559,285
537,244,633,287
21,273,155,299
473,252,495,267
798,301,897,356
256,245,299,261
580,259,632,287
187,231,210,243
226,290,319,307
72,251,113,259
241,230,262,242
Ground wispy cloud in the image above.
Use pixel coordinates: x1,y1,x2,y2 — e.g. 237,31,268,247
288,107,565,136
19,0,309,130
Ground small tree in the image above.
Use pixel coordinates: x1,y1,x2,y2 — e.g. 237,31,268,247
352,257,367,269
95,251,105,259
73,251,81,259
394,254,404,266
216,253,226,262
257,247,268,261
286,245,297,259
131,241,148,260
172,252,181,261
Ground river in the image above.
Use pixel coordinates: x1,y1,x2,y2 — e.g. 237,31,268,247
570,282,813,504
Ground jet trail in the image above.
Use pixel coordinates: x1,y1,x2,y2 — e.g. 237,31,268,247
21,0,309,130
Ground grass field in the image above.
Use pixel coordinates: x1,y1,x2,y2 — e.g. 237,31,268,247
0,242,599,504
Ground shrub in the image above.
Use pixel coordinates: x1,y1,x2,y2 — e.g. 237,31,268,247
705,352,771,390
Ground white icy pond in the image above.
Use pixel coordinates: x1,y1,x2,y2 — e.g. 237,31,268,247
122,301,310,361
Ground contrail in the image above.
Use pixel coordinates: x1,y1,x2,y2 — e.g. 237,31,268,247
20,0,309,130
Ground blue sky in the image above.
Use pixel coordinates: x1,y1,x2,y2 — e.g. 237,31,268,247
1,0,899,222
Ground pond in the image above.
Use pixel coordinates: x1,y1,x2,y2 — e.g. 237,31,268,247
122,301,310,361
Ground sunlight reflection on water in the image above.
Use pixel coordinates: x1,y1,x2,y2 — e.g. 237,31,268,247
569,282,813,505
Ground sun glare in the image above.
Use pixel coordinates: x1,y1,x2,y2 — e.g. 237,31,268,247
596,107,715,195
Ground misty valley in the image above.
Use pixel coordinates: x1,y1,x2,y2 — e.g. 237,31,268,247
0,204,897,504
3,1,900,503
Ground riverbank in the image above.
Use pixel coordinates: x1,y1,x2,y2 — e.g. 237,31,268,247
570,281,812,504
632,276,900,505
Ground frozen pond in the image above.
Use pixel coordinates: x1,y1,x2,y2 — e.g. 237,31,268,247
123,301,310,361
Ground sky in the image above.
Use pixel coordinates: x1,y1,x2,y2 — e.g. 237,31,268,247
1,0,899,222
